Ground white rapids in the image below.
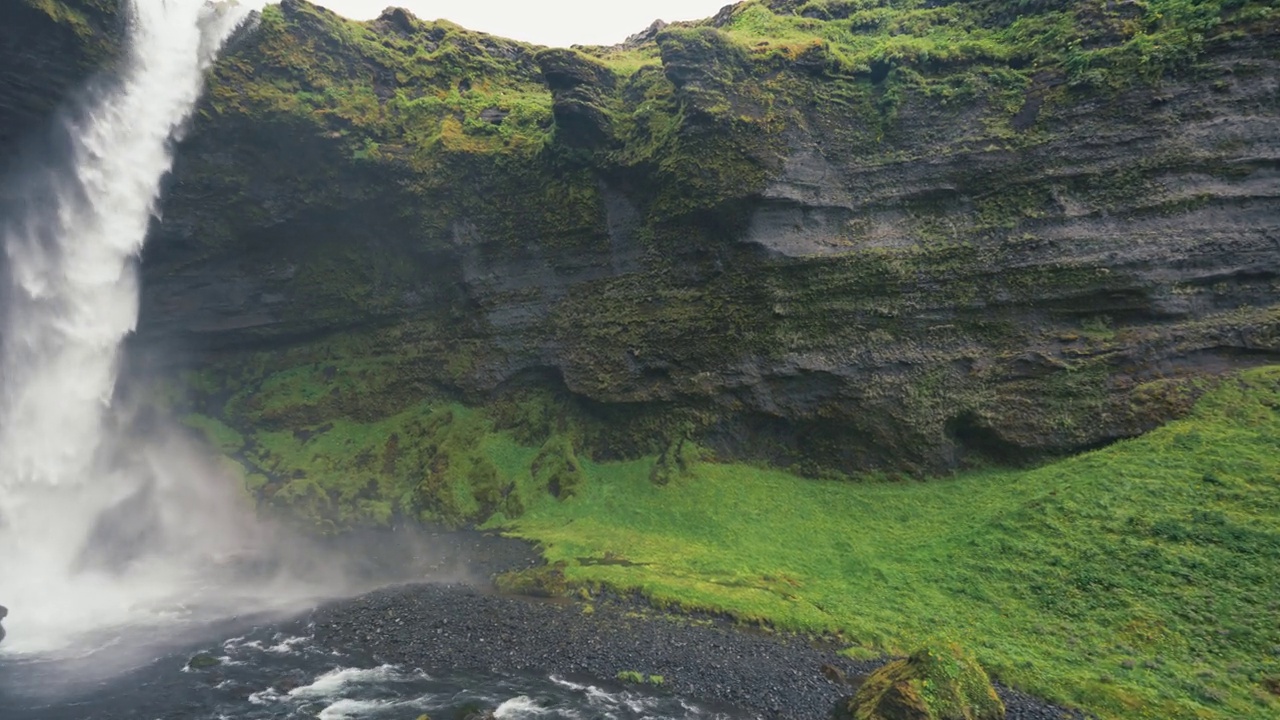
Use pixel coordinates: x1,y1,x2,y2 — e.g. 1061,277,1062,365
0,0,268,655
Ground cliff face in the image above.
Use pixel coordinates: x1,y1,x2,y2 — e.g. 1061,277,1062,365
4,0,1278,483
0,0,121,164
131,0,1280,476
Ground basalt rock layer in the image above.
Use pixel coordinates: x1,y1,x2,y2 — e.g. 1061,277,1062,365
10,0,1280,482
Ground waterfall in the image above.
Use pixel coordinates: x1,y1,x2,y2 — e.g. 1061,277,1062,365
0,0,261,654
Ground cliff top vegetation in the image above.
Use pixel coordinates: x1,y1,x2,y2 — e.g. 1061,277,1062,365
208,0,1280,165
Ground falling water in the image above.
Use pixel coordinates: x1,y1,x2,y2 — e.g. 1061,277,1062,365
0,0,262,654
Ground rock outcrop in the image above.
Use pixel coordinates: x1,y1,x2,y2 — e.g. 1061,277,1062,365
0,0,121,164
7,0,1280,481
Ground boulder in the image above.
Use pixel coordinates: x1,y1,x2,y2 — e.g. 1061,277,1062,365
835,644,1005,720
186,652,222,670
0,604,8,644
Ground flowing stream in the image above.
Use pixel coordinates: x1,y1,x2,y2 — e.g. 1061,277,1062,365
0,616,741,719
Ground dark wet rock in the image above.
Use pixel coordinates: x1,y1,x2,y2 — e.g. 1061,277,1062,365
311,584,1080,720
478,107,508,125
619,19,668,50
0,0,122,166
0,604,8,645
536,48,616,147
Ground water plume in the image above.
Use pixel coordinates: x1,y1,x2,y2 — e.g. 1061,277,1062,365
0,0,282,656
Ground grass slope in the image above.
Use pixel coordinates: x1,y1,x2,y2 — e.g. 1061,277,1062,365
179,354,1280,717
500,368,1280,719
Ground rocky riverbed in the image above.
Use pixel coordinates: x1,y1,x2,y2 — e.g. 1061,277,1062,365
1,529,1086,720
303,530,1086,720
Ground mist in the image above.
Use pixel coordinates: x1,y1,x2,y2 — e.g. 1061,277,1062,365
0,0,401,663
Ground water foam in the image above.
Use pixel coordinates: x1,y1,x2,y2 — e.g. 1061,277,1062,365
289,665,408,699
491,696,552,717
265,634,312,654
317,698,396,719
0,0,265,655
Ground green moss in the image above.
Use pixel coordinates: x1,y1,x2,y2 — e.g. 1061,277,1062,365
195,0,1280,262
182,414,245,454
613,670,667,686
615,670,645,684
227,401,513,530
178,339,613,531
185,653,222,671
650,435,702,486
494,562,569,598
531,435,584,500
210,2,553,160
23,0,120,49
841,643,1004,720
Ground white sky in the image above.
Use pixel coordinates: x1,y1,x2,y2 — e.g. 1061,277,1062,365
309,1,735,47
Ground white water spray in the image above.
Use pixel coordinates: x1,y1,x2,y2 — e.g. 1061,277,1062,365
0,0,263,655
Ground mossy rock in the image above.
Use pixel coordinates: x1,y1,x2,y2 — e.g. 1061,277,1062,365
836,644,1005,720
531,435,584,499
186,653,222,671
649,435,701,486
494,562,569,598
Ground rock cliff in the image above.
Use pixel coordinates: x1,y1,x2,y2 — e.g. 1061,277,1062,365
0,0,121,164
7,0,1280,492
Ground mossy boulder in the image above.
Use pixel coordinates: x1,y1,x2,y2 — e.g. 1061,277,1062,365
836,645,1005,720
186,653,223,671
494,562,569,598
649,434,701,486
531,435,584,499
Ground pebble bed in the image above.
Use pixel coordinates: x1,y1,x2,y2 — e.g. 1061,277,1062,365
312,580,1086,720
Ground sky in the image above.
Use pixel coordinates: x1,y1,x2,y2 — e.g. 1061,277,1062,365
309,1,735,47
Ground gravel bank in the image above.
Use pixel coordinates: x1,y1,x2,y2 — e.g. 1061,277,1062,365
311,581,1085,720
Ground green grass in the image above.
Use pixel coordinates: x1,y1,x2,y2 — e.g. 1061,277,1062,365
500,368,1280,719
714,0,1280,87
177,336,1280,717
182,413,246,454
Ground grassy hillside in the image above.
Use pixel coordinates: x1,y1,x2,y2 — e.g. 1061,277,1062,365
180,357,1280,718
498,368,1280,718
